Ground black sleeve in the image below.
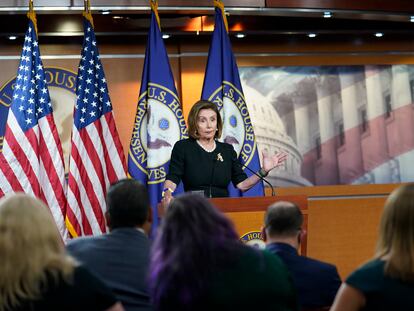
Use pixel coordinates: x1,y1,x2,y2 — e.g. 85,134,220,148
324,265,342,305
73,265,119,310
166,141,185,185
229,145,248,187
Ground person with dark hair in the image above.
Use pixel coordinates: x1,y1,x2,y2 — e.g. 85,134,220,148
331,183,414,311
67,179,152,311
150,193,298,311
263,201,341,310
161,99,287,200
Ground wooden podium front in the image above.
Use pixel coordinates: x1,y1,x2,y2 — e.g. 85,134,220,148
210,195,308,255
158,195,308,253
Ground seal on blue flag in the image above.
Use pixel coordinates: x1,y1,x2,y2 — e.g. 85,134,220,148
129,82,187,185
209,81,257,167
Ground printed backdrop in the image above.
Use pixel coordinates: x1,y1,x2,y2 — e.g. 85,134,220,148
240,65,414,186
2,64,414,187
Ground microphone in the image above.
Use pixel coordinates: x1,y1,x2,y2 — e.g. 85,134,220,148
208,154,219,198
235,158,276,196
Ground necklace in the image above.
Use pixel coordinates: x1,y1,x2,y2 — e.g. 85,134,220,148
196,140,216,153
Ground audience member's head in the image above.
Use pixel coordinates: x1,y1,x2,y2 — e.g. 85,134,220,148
0,194,75,311
106,179,151,232
375,183,414,281
264,201,303,247
149,193,239,310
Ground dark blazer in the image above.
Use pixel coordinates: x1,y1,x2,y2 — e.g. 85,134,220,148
266,242,341,309
166,138,247,197
67,228,152,311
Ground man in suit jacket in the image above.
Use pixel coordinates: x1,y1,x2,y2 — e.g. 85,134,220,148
263,201,341,310
67,179,152,311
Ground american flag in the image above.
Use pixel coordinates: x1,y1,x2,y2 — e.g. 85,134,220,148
66,16,126,237
0,17,68,238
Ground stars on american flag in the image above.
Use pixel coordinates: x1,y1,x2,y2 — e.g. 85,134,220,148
74,23,112,129
11,23,52,132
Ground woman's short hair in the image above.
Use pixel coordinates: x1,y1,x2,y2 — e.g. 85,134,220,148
149,193,239,310
187,100,223,139
376,183,414,281
0,194,76,311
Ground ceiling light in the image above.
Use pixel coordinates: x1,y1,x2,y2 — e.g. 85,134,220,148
162,34,170,39
101,10,111,15
235,33,245,38
375,32,383,37
308,33,317,38
323,11,332,18
8,35,17,40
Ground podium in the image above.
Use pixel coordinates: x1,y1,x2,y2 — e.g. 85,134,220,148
210,195,308,255
158,195,308,254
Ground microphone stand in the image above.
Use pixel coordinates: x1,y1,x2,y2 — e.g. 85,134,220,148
236,161,276,196
208,156,218,198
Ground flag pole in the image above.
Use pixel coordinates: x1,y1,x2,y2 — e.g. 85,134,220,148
150,0,161,30
213,0,228,33
83,0,94,27
27,0,38,34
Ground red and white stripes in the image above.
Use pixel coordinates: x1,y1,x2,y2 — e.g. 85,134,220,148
66,112,126,237
0,111,68,239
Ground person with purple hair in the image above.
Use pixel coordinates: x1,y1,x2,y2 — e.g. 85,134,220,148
149,193,298,311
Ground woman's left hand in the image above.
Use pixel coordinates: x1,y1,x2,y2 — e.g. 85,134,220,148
262,150,288,174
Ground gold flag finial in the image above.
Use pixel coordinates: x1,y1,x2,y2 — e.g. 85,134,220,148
150,0,161,30
83,0,95,28
214,0,229,33
27,0,38,34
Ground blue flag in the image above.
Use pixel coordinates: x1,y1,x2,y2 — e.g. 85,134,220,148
128,2,187,232
201,1,264,197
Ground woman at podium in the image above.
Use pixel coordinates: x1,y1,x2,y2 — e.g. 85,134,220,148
162,100,286,202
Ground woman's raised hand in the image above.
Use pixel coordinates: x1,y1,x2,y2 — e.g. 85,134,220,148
262,150,288,174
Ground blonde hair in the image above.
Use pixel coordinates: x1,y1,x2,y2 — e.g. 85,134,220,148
0,194,76,311
187,100,223,139
375,183,414,281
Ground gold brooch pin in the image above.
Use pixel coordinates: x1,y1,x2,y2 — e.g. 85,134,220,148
217,153,223,162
